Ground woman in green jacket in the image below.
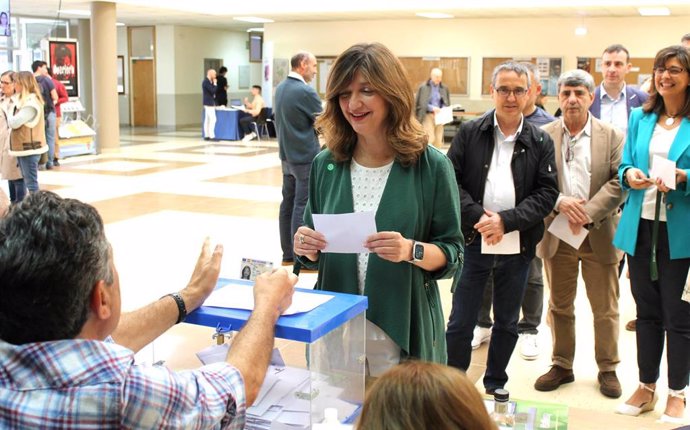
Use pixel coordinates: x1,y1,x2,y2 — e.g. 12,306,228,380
294,42,463,375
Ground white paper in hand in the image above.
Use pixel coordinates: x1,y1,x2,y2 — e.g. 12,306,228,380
434,106,454,125
481,230,520,255
547,213,588,250
312,211,377,253
650,155,676,190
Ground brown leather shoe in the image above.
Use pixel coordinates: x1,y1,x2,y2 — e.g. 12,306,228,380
534,366,574,391
598,371,622,398
626,320,636,331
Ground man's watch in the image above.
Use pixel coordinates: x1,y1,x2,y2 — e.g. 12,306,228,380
410,241,424,262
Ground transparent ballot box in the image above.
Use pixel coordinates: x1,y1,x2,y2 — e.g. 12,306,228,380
185,278,368,429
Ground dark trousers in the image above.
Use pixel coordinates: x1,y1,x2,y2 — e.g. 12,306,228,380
446,240,530,390
279,161,311,262
628,219,690,390
239,115,255,135
477,257,543,335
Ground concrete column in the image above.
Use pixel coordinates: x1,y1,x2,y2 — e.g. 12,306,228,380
90,1,119,153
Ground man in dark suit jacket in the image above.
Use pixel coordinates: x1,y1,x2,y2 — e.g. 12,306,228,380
446,62,558,395
589,44,648,137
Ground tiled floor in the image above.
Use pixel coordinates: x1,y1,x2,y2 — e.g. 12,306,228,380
7,128,682,428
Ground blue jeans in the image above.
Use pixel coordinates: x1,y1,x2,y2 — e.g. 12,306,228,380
446,240,530,390
279,161,311,262
45,111,56,167
17,154,41,193
8,179,26,203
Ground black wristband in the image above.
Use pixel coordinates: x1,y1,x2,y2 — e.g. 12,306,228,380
165,292,187,324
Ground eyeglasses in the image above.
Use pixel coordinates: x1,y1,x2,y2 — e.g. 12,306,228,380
653,66,686,76
495,87,527,97
565,136,579,163
0,80,11,85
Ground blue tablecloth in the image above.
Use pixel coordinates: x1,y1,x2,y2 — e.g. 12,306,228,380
201,109,242,141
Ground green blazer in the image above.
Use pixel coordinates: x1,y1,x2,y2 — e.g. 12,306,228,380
300,146,463,363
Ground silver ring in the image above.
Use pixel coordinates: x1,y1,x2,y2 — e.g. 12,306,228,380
299,234,305,245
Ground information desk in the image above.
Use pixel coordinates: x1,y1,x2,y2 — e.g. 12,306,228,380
186,278,368,428
201,109,242,141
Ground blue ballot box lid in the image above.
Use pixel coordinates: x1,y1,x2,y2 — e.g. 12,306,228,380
185,278,368,343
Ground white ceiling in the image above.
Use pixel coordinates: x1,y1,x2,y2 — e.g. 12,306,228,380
11,0,690,32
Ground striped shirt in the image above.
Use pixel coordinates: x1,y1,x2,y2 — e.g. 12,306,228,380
0,338,246,429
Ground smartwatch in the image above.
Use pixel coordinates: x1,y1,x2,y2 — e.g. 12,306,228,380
411,241,424,262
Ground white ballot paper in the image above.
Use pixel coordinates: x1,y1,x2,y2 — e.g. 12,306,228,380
481,230,520,255
650,155,676,190
434,106,454,126
312,211,377,254
204,282,333,315
548,212,589,250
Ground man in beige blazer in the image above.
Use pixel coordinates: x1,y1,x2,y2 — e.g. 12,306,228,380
534,69,625,399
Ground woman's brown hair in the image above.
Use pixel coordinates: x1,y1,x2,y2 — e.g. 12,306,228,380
315,42,427,166
356,361,497,430
12,71,44,105
643,45,690,120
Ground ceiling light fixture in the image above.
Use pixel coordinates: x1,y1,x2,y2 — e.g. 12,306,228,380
638,7,670,16
575,25,587,36
246,27,265,32
415,12,454,19
61,9,91,16
233,16,274,23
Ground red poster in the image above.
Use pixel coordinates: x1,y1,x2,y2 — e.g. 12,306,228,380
49,40,78,97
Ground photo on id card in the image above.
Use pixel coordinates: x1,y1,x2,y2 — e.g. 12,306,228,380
240,258,274,281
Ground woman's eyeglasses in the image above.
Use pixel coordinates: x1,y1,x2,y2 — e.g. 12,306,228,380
653,66,685,76
0,80,12,85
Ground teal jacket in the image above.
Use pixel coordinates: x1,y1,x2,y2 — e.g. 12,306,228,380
613,108,690,259
300,146,463,363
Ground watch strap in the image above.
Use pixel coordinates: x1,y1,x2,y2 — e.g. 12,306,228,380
165,292,187,324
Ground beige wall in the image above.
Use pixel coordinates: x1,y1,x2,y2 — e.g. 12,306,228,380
265,16,688,113
152,25,263,127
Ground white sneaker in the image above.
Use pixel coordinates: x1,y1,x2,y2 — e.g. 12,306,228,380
519,333,539,360
471,326,492,350
242,132,256,142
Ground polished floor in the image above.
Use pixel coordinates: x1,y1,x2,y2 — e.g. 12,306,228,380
8,128,682,428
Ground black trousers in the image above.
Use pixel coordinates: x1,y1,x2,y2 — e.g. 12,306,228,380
628,219,690,390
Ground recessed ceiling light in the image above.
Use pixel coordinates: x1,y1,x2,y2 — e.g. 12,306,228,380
61,9,91,16
638,7,670,16
233,16,274,23
416,12,454,19
575,26,587,36
116,22,126,27
246,27,265,33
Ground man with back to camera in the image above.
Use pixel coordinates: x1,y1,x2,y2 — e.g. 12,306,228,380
0,191,297,429
240,85,265,142
202,68,217,141
31,60,58,169
274,52,323,266
535,69,625,399
471,62,557,360
415,67,451,148
216,66,228,107
445,62,559,395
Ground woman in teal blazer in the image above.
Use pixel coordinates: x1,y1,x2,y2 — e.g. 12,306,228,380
293,43,463,375
613,45,690,424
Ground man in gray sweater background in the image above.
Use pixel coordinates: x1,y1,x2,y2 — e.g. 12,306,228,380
274,51,322,265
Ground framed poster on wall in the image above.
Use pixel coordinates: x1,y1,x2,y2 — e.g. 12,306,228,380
48,39,78,97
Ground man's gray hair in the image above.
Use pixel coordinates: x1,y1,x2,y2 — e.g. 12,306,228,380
491,62,531,89
519,61,541,82
557,69,595,94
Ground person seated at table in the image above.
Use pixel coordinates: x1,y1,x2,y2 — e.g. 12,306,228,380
240,85,265,142
0,191,297,429
356,361,496,430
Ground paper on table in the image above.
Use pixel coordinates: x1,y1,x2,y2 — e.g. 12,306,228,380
481,230,520,255
435,106,454,125
203,282,333,315
548,212,589,250
650,155,676,190
230,105,245,110
312,211,377,254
